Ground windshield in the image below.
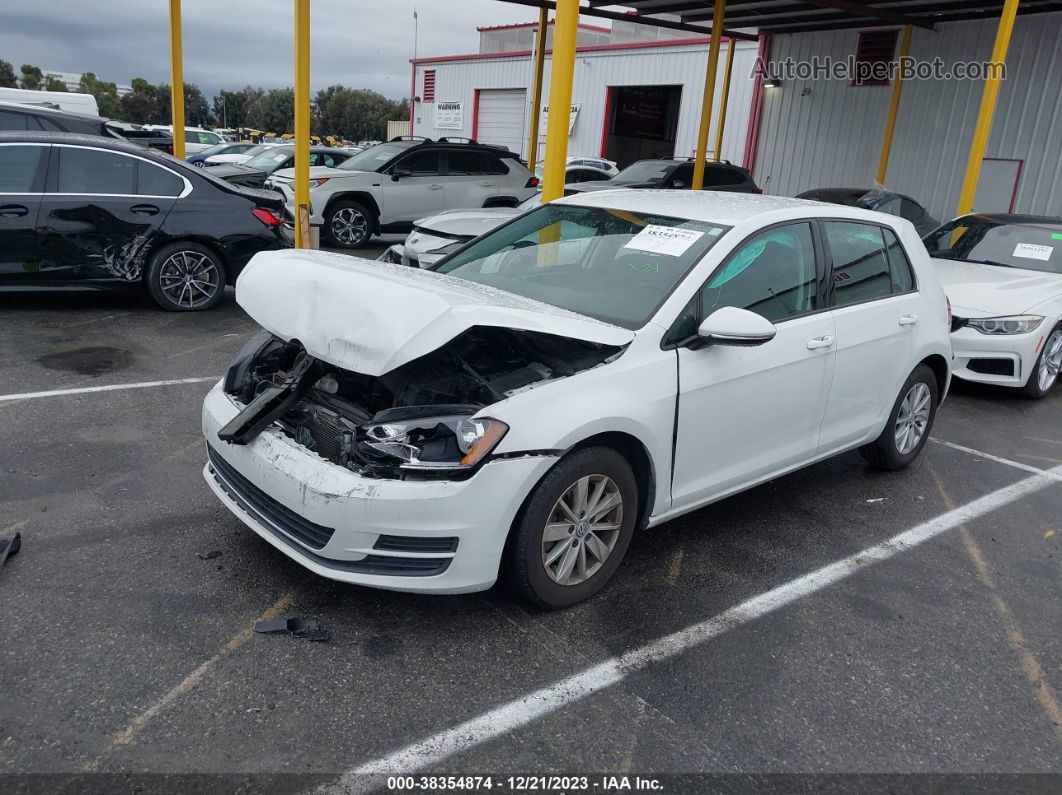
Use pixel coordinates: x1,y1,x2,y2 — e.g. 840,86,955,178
339,142,416,171
925,217,1062,275
434,204,730,329
612,161,672,183
244,147,293,171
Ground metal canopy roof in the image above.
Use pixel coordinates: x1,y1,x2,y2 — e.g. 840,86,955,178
498,1,1062,37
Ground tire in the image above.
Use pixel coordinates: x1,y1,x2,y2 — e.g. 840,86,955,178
144,241,227,312
1020,324,1062,399
859,364,939,471
506,446,638,609
324,200,374,248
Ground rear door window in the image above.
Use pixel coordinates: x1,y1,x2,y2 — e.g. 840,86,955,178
57,147,136,194
824,221,893,306
447,151,485,175
0,144,47,192
0,110,28,131
883,228,915,292
137,160,184,197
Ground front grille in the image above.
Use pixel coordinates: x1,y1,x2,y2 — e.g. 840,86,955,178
968,358,1015,376
208,445,336,550
374,535,459,554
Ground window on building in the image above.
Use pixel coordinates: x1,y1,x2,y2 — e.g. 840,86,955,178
423,70,436,103
852,29,899,86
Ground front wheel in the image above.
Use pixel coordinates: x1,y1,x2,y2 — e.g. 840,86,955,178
506,447,638,609
144,242,227,312
859,364,939,470
325,200,373,248
1021,324,1062,399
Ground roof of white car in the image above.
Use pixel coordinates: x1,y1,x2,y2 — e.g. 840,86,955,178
554,189,838,226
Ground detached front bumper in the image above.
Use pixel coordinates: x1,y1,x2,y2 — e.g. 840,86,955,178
950,324,1044,388
201,382,554,593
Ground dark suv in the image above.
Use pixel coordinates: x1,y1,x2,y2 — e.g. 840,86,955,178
0,102,174,153
566,158,761,195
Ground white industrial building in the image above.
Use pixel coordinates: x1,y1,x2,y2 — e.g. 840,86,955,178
413,5,1061,223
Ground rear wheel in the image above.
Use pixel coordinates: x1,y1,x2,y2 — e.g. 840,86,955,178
859,364,939,470
144,242,226,312
1021,324,1062,399
506,447,638,609
325,200,373,248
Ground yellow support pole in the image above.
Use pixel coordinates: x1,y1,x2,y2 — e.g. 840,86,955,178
294,0,311,249
526,7,549,174
168,0,185,159
875,25,913,186
541,0,579,203
956,0,1020,216
712,37,736,162
692,0,726,189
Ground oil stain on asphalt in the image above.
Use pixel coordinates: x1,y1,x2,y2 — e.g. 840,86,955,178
37,346,135,377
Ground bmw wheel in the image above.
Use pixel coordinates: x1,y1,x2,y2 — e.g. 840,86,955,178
325,200,373,248
145,242,227,312
507,447,638,609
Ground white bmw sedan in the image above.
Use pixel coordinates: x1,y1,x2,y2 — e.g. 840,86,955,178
202,192,952,608
925,214,1062,398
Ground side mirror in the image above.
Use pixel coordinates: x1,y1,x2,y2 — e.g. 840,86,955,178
697,306,776,347
391,167,412,181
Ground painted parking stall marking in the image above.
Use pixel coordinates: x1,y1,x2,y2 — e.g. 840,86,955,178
0,377,217,403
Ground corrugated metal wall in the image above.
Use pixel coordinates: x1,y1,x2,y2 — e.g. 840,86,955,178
413,40,760,164
754,14,1062,220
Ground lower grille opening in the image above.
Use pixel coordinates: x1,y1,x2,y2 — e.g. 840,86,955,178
968,358,1015,376
374,535,459,554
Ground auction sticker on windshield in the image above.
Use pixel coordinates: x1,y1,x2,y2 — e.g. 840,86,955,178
1013,243,1052,261
624,225,705,256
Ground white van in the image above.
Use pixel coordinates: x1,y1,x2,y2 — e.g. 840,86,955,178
0,87,100,116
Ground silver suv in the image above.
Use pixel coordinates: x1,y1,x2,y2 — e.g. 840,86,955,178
266,138,540,248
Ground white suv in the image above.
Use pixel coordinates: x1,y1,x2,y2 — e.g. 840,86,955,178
265,138,539,249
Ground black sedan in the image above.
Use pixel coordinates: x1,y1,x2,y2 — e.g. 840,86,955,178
0,132,289,311
796,188,941,236
207,145,353,189
565,158,761,195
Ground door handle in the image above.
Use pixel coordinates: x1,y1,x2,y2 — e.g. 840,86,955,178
806,335,835,350
899,314,920,326
130,204,160,216
428,184,444,191
0,204,29,218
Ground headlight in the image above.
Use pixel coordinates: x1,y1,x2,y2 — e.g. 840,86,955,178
359,411,508,472
965,315,1043,335
310,178,331,188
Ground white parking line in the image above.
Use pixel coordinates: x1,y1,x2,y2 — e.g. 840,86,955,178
931,438,1062,481
0,377,217,403
323,460,1062,791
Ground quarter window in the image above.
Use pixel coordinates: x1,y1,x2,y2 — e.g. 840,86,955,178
137,161,184,197
701,222,817,322
824,221,893,306
57,147,136,194
0,145,46,192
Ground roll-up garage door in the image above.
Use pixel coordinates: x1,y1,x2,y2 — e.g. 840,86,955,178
475,89,527,157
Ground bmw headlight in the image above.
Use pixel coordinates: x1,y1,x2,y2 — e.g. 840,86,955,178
358,408,508,472
966,315,1043,335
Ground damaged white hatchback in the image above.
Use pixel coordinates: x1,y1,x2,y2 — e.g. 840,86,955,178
202,191,952,608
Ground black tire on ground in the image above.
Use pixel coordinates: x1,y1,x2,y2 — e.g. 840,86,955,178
144,241,227,312
324,200,374,248
1020,323,1062,399
506,446,639,610
859,363,939,471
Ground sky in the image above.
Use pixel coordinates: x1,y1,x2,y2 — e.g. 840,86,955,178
0,0,564,99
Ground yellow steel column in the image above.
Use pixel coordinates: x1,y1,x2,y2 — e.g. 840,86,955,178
526,7,549,174
294,0,311,249
956,0,1020,216
875,25,912,185
692,0,726,189
541,0,579,203
712,37,736,162
168,0,185,159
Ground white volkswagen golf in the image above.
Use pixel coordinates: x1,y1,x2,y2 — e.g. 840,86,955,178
202,192,952,608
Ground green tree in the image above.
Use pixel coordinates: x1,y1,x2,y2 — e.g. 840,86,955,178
183,83,210,127
44,75,68,92
212,86,260,129
245,87,295,134
77,72,122,118
0,59,17,88
19,64,43,90
120,77,159,124
315,85,408,141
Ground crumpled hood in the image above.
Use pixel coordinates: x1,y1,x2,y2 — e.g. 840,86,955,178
931,258,1062,315
236,250,635,376
413,207,520,238
270,166,363,182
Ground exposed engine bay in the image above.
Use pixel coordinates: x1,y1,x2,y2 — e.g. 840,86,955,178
219,327,622,479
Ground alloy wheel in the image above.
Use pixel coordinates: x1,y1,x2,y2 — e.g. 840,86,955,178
541,474,623,586
894,382,932,455
1037,330,1062,392
331,207,367,246
158,251,221,309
